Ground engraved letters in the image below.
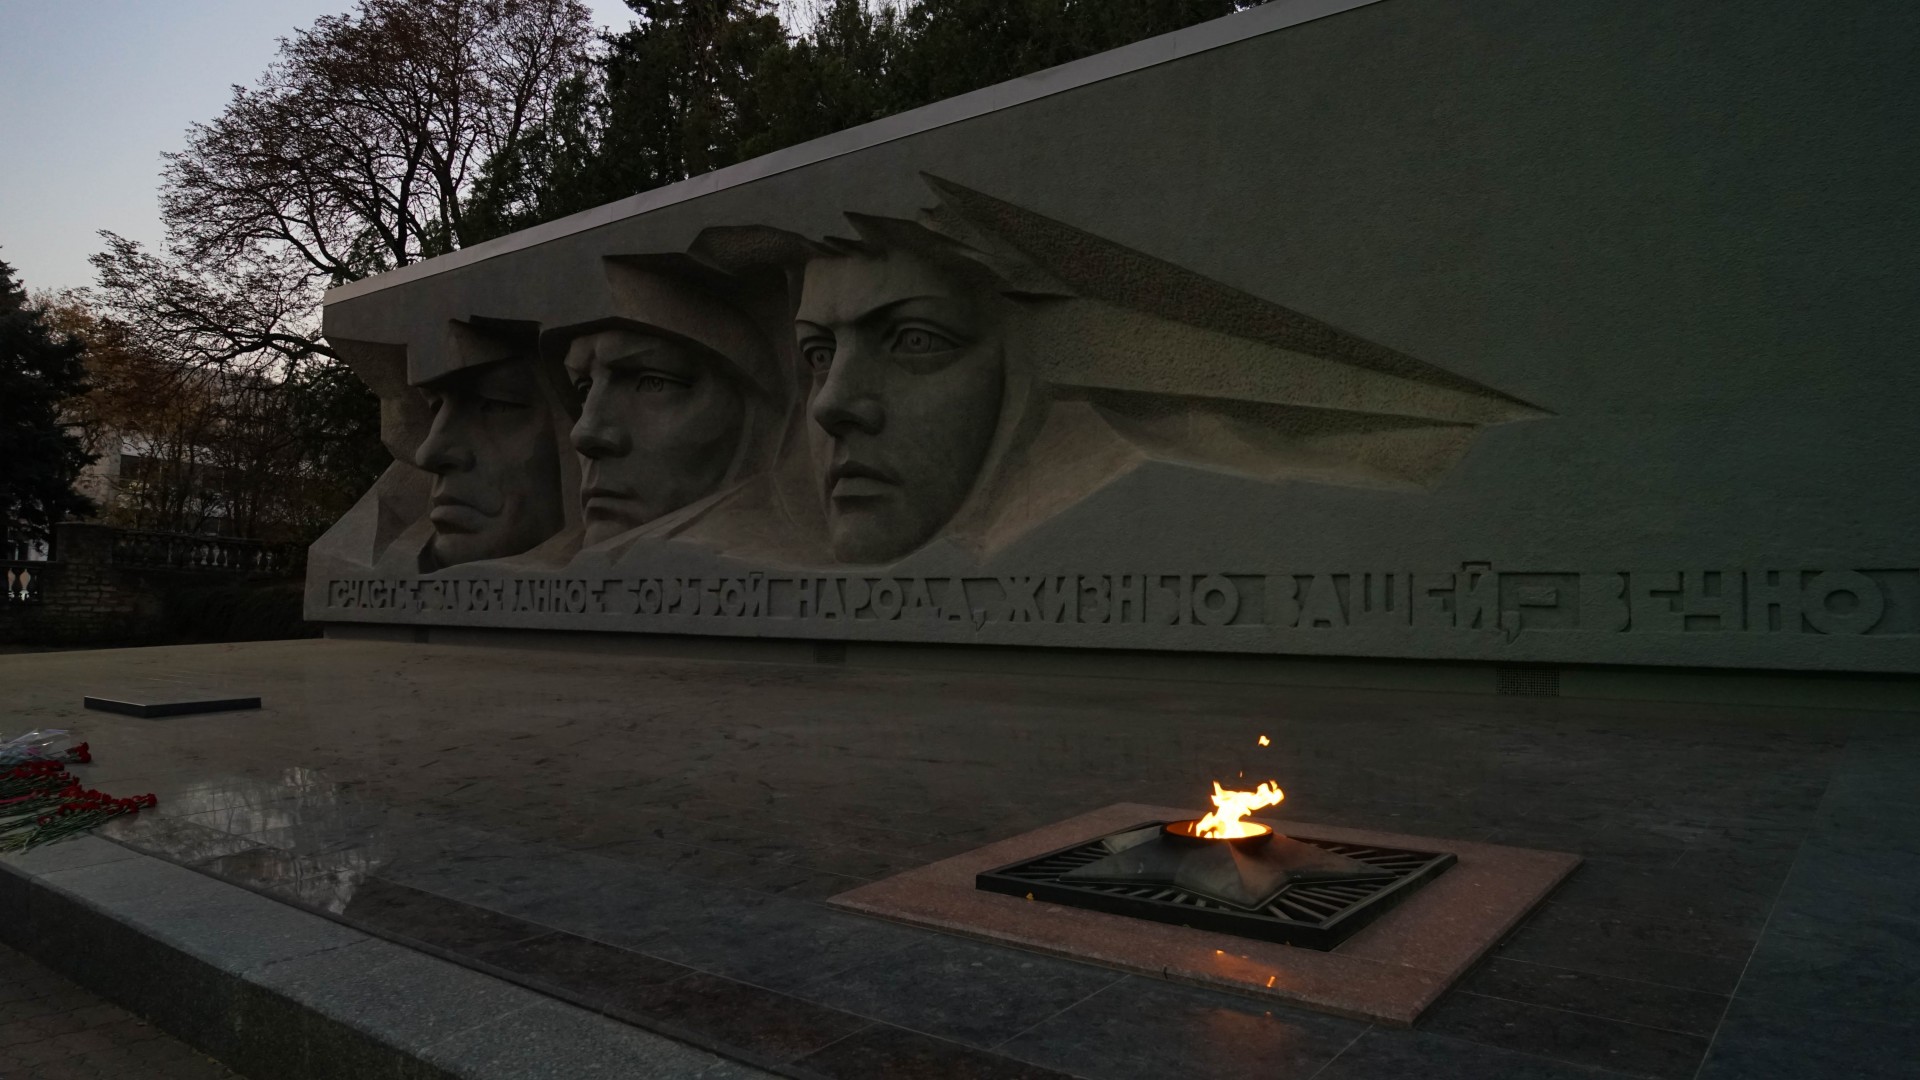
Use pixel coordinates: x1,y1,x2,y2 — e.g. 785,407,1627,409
311,176,1910,664
325,565,1912,637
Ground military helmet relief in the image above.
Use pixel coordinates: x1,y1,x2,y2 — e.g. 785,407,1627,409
323,176,1547,574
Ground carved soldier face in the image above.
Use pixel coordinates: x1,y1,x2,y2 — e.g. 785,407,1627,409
565,329,747,545
411,359,565,568
796,249,1006,563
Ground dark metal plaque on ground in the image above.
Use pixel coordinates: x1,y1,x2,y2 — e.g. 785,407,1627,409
83,696,261,719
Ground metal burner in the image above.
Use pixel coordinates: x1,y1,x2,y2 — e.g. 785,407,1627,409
977,820,1455,950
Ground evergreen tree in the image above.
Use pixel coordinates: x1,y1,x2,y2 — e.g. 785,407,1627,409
464,0,1264,242
279,355,387,543
467,0,794,237
889,0,1248,108
0,259,95,546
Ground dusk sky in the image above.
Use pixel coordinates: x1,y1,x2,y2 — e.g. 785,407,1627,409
0,0,641,294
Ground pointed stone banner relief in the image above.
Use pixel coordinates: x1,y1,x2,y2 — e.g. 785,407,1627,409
691,175,1549,560
914,175,1549,488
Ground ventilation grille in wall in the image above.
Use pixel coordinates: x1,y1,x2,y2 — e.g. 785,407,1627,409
1496,664,1562,697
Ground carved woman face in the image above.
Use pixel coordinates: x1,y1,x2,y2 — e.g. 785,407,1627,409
411,359,566,568
565,329,746,545
796,249,1006,563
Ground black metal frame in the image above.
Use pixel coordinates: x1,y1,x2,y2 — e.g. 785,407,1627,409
83,696,262,719
977,821,1455,951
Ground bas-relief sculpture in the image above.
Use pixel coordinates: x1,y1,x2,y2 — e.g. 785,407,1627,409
311,176,1920,664
413,350,568,569
796,240,1010,564
565,329,744,545
323,176,1541,576
331,319,579,575
543,263,790,552
674,176,1548,566
298,0,1920,676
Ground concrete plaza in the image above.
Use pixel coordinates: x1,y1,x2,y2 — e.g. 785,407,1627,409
2,637,1914,1078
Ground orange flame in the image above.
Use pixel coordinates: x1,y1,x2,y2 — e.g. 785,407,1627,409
1194,779,1285,838
1257,735,1270,746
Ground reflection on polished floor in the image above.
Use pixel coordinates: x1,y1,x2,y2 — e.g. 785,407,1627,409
4,638,1915,1080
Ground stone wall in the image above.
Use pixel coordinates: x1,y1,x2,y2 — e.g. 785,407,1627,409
3,526,142,644
307,0,1920,675
1,524,305,646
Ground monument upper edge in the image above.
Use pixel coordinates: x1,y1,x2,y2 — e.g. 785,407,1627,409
320,0,1386,307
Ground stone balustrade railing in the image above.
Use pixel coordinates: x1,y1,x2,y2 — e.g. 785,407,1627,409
2,562,47,605
109,530,304,575
4,523,308,643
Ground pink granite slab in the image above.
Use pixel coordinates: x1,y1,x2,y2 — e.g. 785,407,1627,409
828,803,1579,1025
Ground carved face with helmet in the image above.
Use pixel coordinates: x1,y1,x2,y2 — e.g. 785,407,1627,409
687,174,1548,567
544,263,787,547
408,321,572,570
794,238,1012,564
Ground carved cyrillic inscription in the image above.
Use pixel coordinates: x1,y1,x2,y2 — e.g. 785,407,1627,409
326,565,1916,636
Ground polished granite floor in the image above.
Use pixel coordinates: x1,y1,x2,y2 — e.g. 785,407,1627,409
2,638,1915,1079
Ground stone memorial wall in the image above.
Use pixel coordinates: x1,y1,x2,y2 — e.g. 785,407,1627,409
309,0,1920,674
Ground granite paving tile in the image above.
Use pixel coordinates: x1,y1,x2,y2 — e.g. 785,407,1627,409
0,941,245,1079
8,641,1918,1078
244,821,388,859
997,975,1366,1080
198,846,359,896
1734,908,1920,1025
415,997,763,1080
1508,895,1765,962
1490,911,1751,996
383,840,767,922
1314,1027,1646,1079
790,932,1124,1048
477,871,779,954
227,979,352,1080
376,829,563,883
586,829,927,887
1457,957,1728,1038
244,935,420,1000
1810,797,1920,855
25,856,369,978
781,843,929,882
1482,827,1689,870
1772,843,1920,919
631,816,850,862
1816,740,1920,810
100,813,270,866
383,845,666,910
579,834,774,883
370,817,516,865
1417,990,1711,1079
338,876,552,954
250,944,530,1058
0,835,141,875
468,931,693,998
177,799,366,845
795,1024,1077,1080
129,776,287,818
1696,997,1920,1080
1542,860,1785,931
718,856,872,900
616,971,872,1062
618,895,928,990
